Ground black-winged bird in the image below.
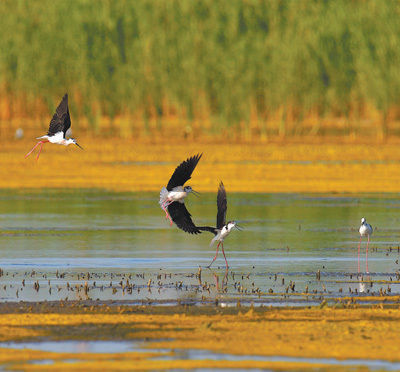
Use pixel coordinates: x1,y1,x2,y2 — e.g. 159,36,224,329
198,181,241,268
159,154,202,234
25,94,83,160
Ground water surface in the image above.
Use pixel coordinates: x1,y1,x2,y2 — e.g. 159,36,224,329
0,190,399,305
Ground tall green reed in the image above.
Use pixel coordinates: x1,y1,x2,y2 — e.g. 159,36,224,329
1,0,400,136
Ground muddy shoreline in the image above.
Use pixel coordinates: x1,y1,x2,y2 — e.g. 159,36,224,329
0,302,399,370
0,299,398,315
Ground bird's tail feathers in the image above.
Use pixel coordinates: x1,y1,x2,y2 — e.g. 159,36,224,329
159,187,169,209
36,135,48,140
209,234,220,247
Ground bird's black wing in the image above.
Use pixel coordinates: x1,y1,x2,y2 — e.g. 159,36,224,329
197,226,218,235
166,153,202,191
47,94,71,137
216,181,227,229
168,202,201,234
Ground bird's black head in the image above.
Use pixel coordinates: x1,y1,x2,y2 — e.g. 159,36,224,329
184,186,200,196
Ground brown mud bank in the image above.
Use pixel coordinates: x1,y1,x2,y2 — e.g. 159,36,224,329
0,301,399,370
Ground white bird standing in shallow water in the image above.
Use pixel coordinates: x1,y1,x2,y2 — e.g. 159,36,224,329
159,154,201,232
25,94,83,160
198,181,242,268
358,217,373,273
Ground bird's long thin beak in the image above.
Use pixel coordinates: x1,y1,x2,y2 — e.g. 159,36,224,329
235,224,243,231
75,142,84,150
191,189,200,197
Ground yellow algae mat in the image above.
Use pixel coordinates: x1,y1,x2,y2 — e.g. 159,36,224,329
0,304,399,370
3,138,400,193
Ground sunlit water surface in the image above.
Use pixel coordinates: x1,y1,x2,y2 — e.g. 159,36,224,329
0,190,400,305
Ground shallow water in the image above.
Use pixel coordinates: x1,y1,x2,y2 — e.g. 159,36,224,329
0,340,138,354
0,190,399,304
2,340,400,371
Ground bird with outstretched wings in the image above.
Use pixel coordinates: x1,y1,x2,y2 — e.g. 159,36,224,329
160,153,203,233
25,93,82,160
198,181,241,268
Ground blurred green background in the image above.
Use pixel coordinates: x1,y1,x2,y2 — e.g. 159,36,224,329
1,0,400,138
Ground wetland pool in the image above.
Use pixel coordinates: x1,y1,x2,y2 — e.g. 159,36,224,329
0,189,399,305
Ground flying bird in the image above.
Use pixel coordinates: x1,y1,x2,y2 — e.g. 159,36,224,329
198,181,241,268
159,154,202,234
25,94,83,160
358,217,373,273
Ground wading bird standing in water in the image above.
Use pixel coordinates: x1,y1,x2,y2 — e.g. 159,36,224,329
159,154,202,233
25,94,83,160
358,217,373,273
199,181,242,268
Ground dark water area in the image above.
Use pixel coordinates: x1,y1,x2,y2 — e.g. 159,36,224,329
0,190,399,305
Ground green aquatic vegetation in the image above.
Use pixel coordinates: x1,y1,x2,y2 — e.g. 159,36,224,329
1,0,400,136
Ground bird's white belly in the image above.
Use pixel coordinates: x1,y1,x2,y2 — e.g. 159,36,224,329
48,132,65,144
168,191,187,202
359,224,372,236
219,228,230,241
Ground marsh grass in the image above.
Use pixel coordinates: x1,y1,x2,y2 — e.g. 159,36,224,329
1,1,400,138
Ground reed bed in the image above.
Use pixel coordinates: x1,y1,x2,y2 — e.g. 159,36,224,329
1,0,400,138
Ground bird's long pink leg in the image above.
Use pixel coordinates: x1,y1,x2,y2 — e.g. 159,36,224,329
161,201,173,226
162,205,169,219
366,234,370,273
207,242,220,268
36,142,45,161
164,206,173,226
221,242,229,269
163,207,170,221
357,236,362,274
25,141,42,159
167,212,173,226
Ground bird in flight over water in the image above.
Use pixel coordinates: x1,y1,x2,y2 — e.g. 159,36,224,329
159,154,202,234
198,181,242,268
25,93,83,160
